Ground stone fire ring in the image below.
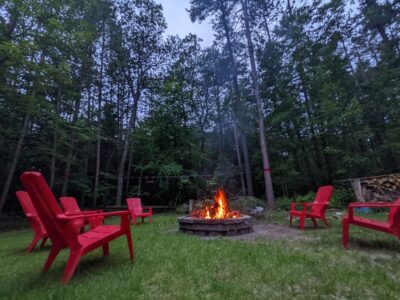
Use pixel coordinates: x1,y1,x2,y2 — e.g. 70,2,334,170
178,215,253,236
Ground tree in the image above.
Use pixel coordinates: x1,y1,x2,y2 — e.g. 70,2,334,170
241,0,275,207
114,0,166,206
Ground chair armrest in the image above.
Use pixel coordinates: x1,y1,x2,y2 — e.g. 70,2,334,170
306,203,328,207
65,210,103,216
57,211,130,230
142,207,152,213
291,202,312,212
345,202,400,221
291,202,312,206
291,202,327,213
128,208,137,216
57,211,129,220
348,202,400,208
83,209,103,214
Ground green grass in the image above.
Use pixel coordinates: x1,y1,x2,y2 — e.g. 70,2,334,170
1,211,400,299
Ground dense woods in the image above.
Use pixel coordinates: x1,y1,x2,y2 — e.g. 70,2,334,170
0,0,399,212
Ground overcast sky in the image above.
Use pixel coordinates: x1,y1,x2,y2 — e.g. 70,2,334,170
155,0,214,47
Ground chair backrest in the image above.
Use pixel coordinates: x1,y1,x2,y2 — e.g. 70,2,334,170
388,198,400,229
16,191,46,233
60,197,81,215
127,198,143,214
310,185,334,216
20,172,79,248
16,191,38,217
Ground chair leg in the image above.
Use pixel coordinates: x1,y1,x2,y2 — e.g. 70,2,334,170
132,217,137,226
300,215,305,230
289,214,293,226
103,243,109,256
311,218,317,227
39,236,48,249
149,215,152,224
126,231,134,261
43,246,61,272
342,218,349,249
61,250,83,285
27,234,41,253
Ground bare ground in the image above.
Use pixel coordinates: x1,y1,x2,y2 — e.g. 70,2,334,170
227,223,311,242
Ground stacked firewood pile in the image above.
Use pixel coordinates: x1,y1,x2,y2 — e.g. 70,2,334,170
351,174,400,202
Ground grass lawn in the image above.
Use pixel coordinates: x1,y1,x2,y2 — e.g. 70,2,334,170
1,211,400,299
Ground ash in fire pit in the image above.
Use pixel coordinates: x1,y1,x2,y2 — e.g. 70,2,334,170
178,188,253,236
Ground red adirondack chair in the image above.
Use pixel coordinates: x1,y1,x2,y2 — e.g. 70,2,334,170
127,198,152,225
16,191,48,252
289,185,334,230
20,171,134,284
342,199,400,249
60,197,104,228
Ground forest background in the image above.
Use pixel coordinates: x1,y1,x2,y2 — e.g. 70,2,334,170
0,0,399,212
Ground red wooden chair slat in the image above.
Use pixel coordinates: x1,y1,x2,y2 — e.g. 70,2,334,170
20,171,134,284
289,185,334,230
342,199,400,249
16,191,48,252
127,198,153,225
60,197,104,228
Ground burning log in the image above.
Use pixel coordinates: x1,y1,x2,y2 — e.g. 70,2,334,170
179,188,253,236
190,188,241,219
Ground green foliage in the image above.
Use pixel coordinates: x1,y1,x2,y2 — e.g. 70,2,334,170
230,195,266,212
330,187,354,208
1,0,400,212
275,192,318,210
175,203,190,214
275,187,355,210
159,163,184,177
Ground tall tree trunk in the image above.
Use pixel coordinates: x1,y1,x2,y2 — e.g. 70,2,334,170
93,19,106,208
234,121,246,196
61,96,81,196
364,0,398,56
0,5,19,65
292,123,316,184
241,0,275,207
116,115,137,206
116,73,140,206
240,134,254,196
0,114,30,213
125,141,134,194
215,85,224,155
50,87,61,189
61,130,76,196
219,2,253,194
297,70,324,174
340,38,361,88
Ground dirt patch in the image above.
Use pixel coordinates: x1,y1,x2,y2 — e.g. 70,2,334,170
227,223,309,242
191,223,311,242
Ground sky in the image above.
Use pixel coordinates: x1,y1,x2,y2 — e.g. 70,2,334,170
155,0,215,47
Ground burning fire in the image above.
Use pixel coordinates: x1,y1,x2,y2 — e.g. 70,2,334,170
191,188,241,219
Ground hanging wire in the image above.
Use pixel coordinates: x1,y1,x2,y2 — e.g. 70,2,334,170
129,170,256,180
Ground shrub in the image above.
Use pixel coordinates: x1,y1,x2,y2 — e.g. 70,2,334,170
275,192,316,210
330,187,354,208
275,187,354,210
176,203,189,215
229,196,266,213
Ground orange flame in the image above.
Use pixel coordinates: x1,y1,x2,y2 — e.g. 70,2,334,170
191,188,240,219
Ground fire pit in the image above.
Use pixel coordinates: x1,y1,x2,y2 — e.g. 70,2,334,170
178,189,253,236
